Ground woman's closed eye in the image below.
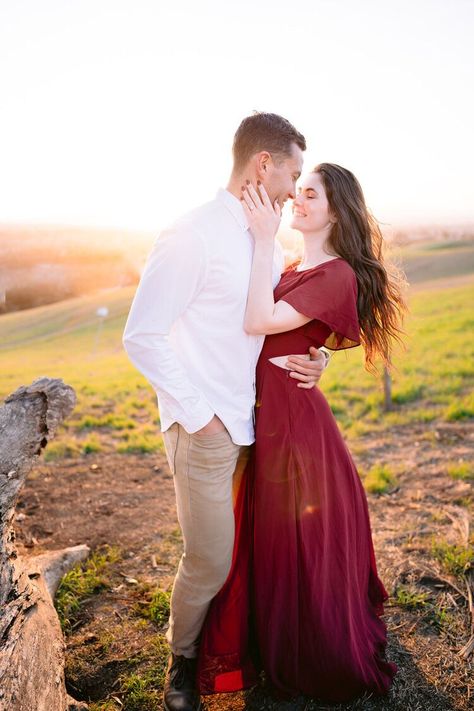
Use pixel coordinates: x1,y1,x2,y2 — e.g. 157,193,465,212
298,188,317,198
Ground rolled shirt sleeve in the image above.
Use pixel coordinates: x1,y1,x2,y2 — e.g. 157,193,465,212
122,223,215,433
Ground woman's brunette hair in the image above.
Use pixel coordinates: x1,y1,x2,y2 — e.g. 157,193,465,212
314,163,407,371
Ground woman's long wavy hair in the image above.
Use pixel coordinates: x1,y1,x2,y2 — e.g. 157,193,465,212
314,163,407,371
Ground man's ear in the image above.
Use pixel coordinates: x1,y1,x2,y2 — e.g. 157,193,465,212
256,151,271,178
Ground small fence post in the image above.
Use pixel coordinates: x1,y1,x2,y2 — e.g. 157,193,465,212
383,364,393,411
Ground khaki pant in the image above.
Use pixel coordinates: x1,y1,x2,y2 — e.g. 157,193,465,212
162,423,249,658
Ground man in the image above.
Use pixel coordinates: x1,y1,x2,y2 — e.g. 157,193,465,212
123,112,328,711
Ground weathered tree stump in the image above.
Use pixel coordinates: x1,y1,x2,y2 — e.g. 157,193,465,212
0,378,89,711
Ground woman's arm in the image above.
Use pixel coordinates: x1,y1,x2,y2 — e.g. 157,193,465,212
242,183,312,336
244,241,311,335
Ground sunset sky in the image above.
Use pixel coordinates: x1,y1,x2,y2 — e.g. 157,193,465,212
0,0,473,232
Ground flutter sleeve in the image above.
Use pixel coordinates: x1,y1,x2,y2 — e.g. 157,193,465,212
280,261,360,350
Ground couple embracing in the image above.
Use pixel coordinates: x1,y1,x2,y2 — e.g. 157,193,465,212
123,112,404,710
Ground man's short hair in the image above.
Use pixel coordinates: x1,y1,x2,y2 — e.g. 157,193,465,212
232,112,306,171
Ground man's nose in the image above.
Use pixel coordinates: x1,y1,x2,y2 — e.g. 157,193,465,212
288,187,296,200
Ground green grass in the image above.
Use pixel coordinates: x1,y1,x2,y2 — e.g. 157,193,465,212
392,382,425,404
394,585,430,610
55,545,121,631
444,392,474,421
78,413,137,430
117,431,164,454
393,582,459,636
2,268,472,710
431,539,474,577
44,437,81,461
89,703,119,711
134,588,171,626
120,675,159,710
363,463,397,494
431,605,457,632
324,281,474,435
118,634,169,710
82,433,103,454
446,461,474,480
0,279,473,449
148,590,171,625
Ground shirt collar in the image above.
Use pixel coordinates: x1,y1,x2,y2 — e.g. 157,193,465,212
216,188,249,231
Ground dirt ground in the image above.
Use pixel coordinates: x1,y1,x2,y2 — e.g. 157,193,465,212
14,421,474,711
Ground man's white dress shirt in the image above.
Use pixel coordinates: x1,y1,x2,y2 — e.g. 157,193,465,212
123,188,283,445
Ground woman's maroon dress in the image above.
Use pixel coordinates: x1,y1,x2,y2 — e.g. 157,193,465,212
197,258,397,703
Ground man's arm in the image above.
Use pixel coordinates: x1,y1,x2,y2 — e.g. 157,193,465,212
123,225,215,433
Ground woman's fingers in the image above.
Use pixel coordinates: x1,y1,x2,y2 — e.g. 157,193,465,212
241,188,255,211
257,182,273,209
241,197,251,213
256,183,281,218
245,182,263,208
242,183,277,214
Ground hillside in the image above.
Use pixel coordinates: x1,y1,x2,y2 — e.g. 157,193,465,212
0,225,152,313
1,259,473,710
393,239,474,284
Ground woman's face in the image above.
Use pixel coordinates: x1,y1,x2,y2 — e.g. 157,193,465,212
290,172,335,233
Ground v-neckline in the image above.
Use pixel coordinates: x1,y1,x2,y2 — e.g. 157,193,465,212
293,257,342,273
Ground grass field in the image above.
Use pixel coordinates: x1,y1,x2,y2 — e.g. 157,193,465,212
1,276,473,455
2,246,474,711
391,238,474,284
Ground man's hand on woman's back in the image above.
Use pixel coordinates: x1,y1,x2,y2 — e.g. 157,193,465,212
286,346,330,389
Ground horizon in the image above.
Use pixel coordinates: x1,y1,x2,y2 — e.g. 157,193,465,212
2,216,474,236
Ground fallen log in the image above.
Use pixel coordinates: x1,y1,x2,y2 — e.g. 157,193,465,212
0,378,89,711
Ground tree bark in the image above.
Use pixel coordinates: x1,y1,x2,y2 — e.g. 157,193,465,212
0,378,89,711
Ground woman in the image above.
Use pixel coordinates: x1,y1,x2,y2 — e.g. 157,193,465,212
197,164,405,703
